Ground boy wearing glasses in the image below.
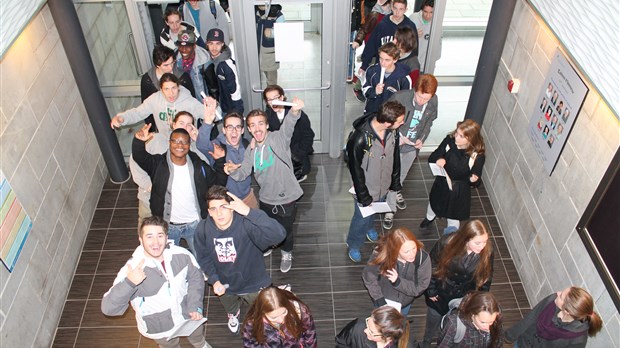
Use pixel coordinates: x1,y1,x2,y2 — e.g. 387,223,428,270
194,185,286,334
196,112,258,208
132,125,227,255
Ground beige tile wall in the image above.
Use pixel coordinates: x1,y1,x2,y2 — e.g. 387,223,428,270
483,1,619,346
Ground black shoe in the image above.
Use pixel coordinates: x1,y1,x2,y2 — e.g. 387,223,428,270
353,88,366,102
420,217,435,228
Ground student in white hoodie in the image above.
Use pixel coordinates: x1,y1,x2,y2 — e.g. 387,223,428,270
110,73,215,132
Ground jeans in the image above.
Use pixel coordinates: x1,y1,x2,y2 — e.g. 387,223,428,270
422,306,443,346
168,220,199,255
153,323,206,348
400,150,418,185
219,291,259,316
346,199,377,250
260,201,297,252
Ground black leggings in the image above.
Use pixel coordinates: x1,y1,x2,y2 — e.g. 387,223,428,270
259,201,297,252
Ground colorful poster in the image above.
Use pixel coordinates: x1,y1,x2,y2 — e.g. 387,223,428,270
0,171,32,272
528,50,589,175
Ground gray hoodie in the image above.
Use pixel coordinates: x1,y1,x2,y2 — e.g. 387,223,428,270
119,86,204,132
230,113,303,205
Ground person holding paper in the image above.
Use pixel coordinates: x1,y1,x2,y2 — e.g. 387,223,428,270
421,219,494,347
193,185,286,334
263,84,315,182
101,216,212,348
362,42,412,115
362,228,431,318
255,4,284,86
345,101,405,263
420,119,485,233
386,73,438,229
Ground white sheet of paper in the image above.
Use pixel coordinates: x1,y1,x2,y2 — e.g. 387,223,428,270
359,202,392,218
274,22,304,62
379,67,386,85
271,100,297,107
429,163,447,177
166,318,207,340
385,299,402,312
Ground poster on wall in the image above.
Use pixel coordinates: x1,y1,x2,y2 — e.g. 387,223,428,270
527,50,588,175
1,170,33,272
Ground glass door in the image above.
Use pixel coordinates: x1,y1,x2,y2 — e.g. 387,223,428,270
230,0,350,154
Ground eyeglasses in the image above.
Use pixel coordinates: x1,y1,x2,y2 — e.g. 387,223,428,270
224,125,243,132
170,139,190,145
365,317,383,337
266,95,281,102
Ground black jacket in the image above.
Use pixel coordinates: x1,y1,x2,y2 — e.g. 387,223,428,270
346,113,401,206
266,106,314,159
132,137,227,220
424,233,494,315
336,317,415,347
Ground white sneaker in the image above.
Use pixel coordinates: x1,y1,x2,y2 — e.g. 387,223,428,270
227,309,240,334
395,192,406,210
383,213,394,230
280,251,293,273
263,248,273,257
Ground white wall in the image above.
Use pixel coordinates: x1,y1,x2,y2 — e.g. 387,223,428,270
0,4,107,346
483,1,620,346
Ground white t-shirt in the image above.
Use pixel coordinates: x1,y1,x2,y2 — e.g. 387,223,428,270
169,162,201,223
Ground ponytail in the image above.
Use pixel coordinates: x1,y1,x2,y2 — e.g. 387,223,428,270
587,311,603,336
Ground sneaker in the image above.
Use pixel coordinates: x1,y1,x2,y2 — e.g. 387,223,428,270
297,174,308,183
348,248,362,263
366,229,379,242
395,192,407,210
420,217,436,228
227,309,240,334
263,249,273,257
353,87,366,102
383,213,394,230
280,251,293,273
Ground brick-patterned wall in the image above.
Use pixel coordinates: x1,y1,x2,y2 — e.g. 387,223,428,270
483,1,619,346
0,4,106,347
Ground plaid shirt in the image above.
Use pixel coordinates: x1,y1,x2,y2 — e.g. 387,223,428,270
439,313,504,348
243,302,317,347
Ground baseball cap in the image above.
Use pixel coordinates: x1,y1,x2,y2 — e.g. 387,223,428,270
176,30,196,46
206,28,225,43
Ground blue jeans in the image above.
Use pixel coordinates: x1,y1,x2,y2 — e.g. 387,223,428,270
346,199,376,250
168,220,199,255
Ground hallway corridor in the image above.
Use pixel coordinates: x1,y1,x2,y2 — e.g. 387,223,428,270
52,154,530,347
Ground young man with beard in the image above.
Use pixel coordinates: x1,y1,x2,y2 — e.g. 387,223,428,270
224,99,306,273
196,112,258,208
132,125,226,255
205,28,244,115
193,186,285,334
101,216,212,348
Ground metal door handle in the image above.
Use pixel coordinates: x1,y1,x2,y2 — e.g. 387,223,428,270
252,82,331,93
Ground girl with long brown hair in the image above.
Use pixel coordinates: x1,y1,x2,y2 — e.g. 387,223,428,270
421,219,494,347
420,119,485,233
242,286,317,347
506,286,603,347
362,228,432,315
438,291,504,347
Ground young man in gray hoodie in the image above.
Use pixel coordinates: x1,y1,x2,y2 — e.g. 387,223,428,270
225,98,305,273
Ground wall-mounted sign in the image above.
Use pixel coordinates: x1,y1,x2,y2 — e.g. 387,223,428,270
528,50,589,175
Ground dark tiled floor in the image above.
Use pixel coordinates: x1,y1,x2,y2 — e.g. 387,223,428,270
52,154,528,347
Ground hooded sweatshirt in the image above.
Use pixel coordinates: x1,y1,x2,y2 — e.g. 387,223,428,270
362,61,412,114
119,86,204,132
229,112,303,205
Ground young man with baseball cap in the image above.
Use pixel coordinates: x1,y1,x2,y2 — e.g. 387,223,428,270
205,28,244,115
176,29,219,102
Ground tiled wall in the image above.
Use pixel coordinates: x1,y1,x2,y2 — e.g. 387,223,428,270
0,4,107,347
483,1,620,346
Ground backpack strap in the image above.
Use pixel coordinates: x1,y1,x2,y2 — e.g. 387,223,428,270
454,316,466,343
